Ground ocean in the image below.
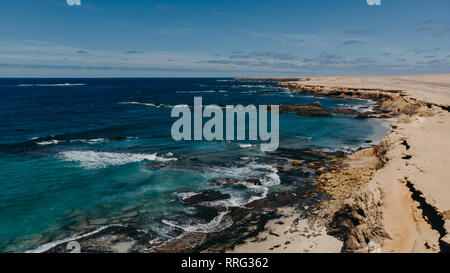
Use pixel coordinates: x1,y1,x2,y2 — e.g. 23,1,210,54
0,78,390,252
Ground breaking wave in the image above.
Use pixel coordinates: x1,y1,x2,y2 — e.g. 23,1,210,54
119,102,168,108
59,151,177,169
18,83,86,87
162,211,232,233
238,144,253,149
27,225,119,253
37,140,62,145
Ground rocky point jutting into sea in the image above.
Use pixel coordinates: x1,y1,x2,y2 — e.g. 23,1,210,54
231,74,450,253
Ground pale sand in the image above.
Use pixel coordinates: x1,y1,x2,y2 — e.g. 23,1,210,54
231,73,450,253
295,74,450,106
296,74,450,252
379,113,450,252
229,207,343,253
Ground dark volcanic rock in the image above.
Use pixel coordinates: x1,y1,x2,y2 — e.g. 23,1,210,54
302,150,335,159
296,109,332,117
355,112,376,119
210,178,262,186
329,108,360,115
183,190,231,205
45,225,159,253
193,205,226,220
278,102,332,117
246,193,299,210
153,233,208,253
278,168,313,185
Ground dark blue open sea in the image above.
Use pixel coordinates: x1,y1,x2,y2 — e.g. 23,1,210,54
0,78,390,252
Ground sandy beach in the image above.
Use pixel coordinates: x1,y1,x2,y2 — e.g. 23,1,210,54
230,74,450,253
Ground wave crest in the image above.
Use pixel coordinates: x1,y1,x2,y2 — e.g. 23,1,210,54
18,83,86,87
59,151,177,169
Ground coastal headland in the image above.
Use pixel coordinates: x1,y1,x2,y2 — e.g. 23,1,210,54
231,74,450,253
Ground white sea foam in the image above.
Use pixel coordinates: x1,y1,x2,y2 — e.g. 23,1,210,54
203,161,281,206
70,138,108,144
119,101,165,107
59,151,177,169
176,90,216,93
37,140,62,145
336,100,376,112
176,189,251,209
318,147,356,154
238,144,253,148
68,137,136,145
249,162,281,186
162,211,232,233
207,162,280,188
175,192,198,201
294,135,313,140
18,83,86,87
199,195,247,208
175,161,281,210
232,85,268,88
27,225,119,253
260,143,279,152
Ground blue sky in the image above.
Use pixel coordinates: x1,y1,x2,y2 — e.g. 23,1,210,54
0,0,449,77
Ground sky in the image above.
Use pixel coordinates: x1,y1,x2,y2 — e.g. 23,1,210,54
0,0,449,77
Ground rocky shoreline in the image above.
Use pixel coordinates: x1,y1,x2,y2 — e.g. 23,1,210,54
236,76,450,253
197,76,449,254
39,148,335,253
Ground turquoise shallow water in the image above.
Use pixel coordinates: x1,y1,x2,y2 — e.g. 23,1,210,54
0,78,390,252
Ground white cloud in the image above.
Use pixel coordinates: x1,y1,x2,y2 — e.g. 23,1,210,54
66,0,81,6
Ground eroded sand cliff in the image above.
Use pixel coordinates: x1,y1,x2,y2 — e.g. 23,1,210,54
232,74,450,253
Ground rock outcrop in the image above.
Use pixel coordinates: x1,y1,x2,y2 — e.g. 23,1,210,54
278,82,425,118
210,178,262,186
276,80,446,253
182,190,231,205
278,102,332,117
